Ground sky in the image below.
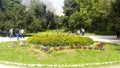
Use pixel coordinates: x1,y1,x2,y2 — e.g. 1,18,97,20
50,0,64,16
22,0,64,16
51,0,64,10
42,0,65,16
42,0,64,10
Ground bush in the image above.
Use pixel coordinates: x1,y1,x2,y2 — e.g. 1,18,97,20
94,31,115,35
27,34,94,46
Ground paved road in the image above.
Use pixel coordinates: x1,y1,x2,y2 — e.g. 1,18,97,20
0,64,21,68
89,36,120,45
0,37,29,43
1,36,119,44
97,64,120,68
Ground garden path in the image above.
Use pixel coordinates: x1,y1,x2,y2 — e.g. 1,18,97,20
89,36,120,45
0,37,29,43
0,64,21,68
97,64,120,68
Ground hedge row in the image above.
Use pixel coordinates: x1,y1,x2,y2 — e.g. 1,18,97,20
26,34,94,46
94,31,115,35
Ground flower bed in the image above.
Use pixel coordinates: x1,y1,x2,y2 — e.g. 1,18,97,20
26,34,94,46
35,42,104,52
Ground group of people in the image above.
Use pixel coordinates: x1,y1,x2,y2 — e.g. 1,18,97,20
67,28,85,36
77,28,85,36
9,28,25,40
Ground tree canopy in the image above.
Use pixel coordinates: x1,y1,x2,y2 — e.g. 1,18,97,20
62,0,119,32
0,0,120,35
0,0,57,35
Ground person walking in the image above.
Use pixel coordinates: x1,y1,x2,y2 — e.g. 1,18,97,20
81,28,85,36
9,28,13,38
77,29,80,35
15,28,20,40
20,29,25,38
116,29,120,38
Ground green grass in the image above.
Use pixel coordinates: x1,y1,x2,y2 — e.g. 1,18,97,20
0,42,120,65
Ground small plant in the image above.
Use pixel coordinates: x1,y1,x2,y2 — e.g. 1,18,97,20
44,47,49,51
59,46,64,50
88,46,93,50
70,45,76,49
94,47,98,50
50,47,54,52
95,42,105,50
76,45,82,49
34,46,40,49
82,46,87,49
54,47,60,51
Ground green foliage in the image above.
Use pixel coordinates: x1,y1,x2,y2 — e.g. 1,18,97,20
90,0,112,31
62,0,116,32
58,16,69,29
94,31,115,35
109,0,120,31
69,11,92,30
111,0,120,17
0,0,119,35
63,0,78,16
27,34,94,46
0,0,26,34
0,0,58,34
46,11,55,29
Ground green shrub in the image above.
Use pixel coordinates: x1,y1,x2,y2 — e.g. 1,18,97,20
27,34,94,46
94,31,115,35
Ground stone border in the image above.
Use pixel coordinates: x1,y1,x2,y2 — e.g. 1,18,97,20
0,60,120,67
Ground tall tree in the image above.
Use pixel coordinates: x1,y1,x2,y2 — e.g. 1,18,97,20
62,0,113,32
108,0,120,31
63,0,79,17
0,0,25,35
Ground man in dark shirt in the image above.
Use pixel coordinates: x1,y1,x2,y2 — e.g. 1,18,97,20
15,29,20,40
116,29,120,38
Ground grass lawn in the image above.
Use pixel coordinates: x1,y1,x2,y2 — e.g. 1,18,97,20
0,42,120,65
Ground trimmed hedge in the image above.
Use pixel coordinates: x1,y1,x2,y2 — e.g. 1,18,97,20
94,31,116,35
27,34,94,46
